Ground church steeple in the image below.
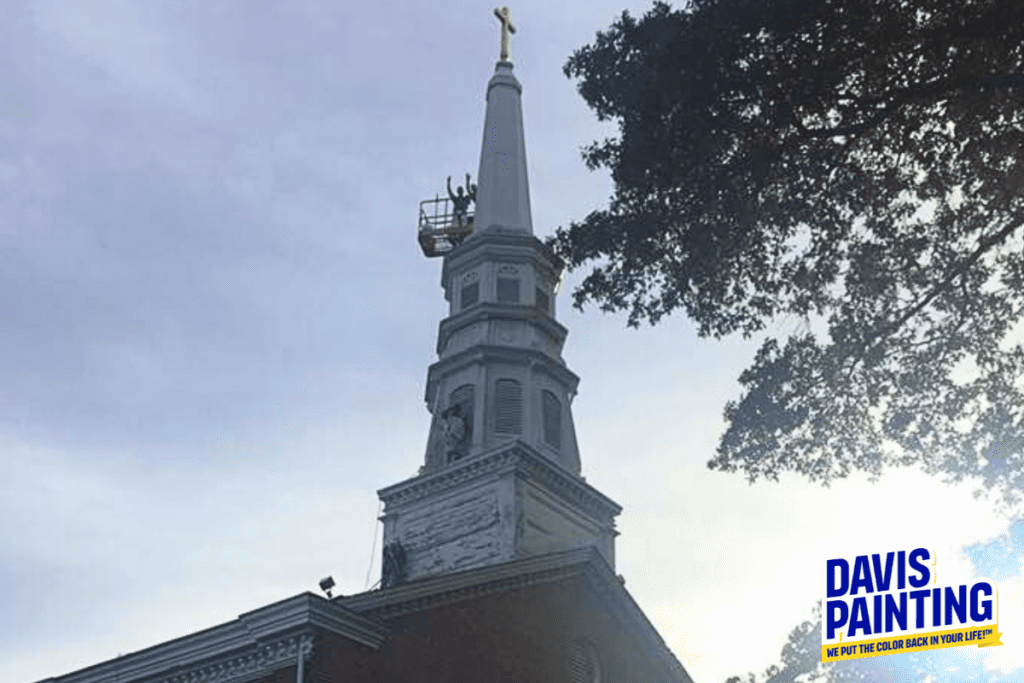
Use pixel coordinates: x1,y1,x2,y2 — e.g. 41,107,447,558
377,11,619,589
472,60,532,234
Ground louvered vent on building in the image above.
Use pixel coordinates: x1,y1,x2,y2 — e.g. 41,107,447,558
542,390,561,449
535,287,549,312
496,277,520,303
569,640,601,683
461,282,479,309
494,379,523,434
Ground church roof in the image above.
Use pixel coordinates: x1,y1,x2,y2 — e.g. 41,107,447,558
36,594,386,683
39,548,692,683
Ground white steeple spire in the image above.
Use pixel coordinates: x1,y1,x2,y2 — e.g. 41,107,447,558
472,61,533,235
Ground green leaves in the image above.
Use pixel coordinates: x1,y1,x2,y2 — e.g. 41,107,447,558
557,0,1024,505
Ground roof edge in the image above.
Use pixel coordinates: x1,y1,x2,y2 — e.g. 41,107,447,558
339,547,691,682
39,593,387,683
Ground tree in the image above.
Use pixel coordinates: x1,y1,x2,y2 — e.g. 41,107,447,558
724,609,820,683
723,603,895,683
727,599,1024,682
553,0,1024,505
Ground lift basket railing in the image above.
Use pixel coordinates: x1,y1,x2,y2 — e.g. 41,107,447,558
418,195,474,257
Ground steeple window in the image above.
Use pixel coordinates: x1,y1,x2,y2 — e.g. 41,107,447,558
496,277,520,303
461,281,480,309
542,390,561,450
459,271,480,310
535,287,549,313
494,379,523,434
496,264,520,304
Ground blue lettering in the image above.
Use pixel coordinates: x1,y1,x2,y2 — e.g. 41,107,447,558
908,548,931,588
945,584,968,625
849,596,872,636
872,552,895,591
850,555,875,595
885,591,907,633
827,558,850,597
971,581,993,621
909,589,930,628
826,599,849,639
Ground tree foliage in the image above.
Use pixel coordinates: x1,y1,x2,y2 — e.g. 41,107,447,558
723,603,969,683
724,604,889,683
554,0,1024,504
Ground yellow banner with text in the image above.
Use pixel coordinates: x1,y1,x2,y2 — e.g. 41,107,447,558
822,625,1003,661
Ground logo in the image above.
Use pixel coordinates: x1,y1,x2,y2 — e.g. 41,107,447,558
822,548,1003,661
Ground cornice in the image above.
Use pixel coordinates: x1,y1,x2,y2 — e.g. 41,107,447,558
377,441,620,523
238,594,386,648
40,595,386,683
435,302,568,357
424,345,580,404
339,546,598,618
441,231,563,287
159,633,314,683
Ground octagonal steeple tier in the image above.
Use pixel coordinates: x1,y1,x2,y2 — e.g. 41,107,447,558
379,45,618,589
424,230,579,473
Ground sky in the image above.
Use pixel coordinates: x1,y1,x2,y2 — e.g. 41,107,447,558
2,2,1023,683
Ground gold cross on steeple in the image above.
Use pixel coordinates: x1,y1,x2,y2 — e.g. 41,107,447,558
493,7,516,63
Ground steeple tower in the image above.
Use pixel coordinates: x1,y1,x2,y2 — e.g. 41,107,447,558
379,11,620,588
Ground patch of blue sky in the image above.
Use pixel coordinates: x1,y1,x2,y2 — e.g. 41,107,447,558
964,518,1024,582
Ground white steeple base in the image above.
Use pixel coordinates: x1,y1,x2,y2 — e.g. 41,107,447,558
378,442,619,584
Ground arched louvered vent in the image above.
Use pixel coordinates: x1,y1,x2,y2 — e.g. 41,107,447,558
535,287,550,313
497,277,520,303
461,281,479,309
494,379,523,434
542,390,561,450
569,640,601,683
